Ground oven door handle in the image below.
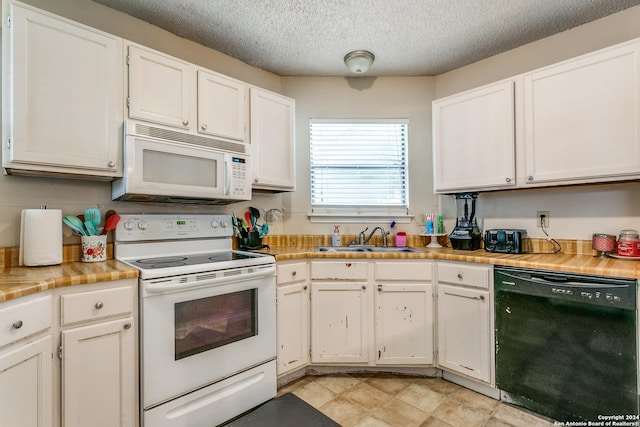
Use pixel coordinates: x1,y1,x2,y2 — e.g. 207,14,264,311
144,266,276,294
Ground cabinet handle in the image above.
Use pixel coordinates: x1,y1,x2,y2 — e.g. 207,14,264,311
505,177,511,183
183,120,189,126
95,302,104,309
123,323,131,330
107,161,116,168
527,175,534,181
201,124,208,130
12,320,23,329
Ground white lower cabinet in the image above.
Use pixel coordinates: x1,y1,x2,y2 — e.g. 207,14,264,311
311,281,370,364
57,281,137,427
61,317,135,427
276,262,309,376
0,334,53,427
436,262,493,385
375,262,434,365
0,293,53,427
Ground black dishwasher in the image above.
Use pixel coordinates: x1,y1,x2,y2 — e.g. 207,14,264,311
495,266,638,422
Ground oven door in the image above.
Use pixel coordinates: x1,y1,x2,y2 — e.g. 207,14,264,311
140,265,276,409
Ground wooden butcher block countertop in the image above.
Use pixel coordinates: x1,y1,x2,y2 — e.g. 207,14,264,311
0,245,138,302
3,235,640,303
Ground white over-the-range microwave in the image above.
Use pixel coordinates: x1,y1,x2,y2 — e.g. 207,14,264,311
112,121,252,204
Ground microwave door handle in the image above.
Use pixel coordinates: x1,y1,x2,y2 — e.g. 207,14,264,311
224,157,231,195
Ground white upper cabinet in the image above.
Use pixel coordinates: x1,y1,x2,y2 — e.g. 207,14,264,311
127,44,194,131
522,40,640,185
250,88,295,191
433,80,516,193
198,70,247,141
2,1,123,179
433,37,640,193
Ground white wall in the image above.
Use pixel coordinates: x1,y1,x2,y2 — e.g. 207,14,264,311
435,4,640,240
280,76,437,238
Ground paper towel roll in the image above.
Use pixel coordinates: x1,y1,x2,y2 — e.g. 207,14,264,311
20,208,63,266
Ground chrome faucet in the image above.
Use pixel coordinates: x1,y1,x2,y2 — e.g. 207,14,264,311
360,226,390,247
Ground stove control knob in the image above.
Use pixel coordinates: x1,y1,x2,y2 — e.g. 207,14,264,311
219,219,228,228
123,220,134,230
210,220,219,228
138,220,148,230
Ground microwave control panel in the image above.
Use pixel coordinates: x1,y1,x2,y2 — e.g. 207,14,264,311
230,156,250,197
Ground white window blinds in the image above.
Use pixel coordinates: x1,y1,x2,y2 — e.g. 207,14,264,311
310,120,409,212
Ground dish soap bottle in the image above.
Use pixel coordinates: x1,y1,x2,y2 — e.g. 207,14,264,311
332,226,341,246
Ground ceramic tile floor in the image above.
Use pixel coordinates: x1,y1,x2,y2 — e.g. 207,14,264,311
277,373,555,427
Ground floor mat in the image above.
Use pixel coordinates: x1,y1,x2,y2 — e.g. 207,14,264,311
222,392,341,427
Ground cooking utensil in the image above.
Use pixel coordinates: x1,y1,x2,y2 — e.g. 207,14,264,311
84,208,101,230
84,220,98,236
259,223,270,237
101,212,120,235
245,212,253,232
63,215,87,236
249,207,260,226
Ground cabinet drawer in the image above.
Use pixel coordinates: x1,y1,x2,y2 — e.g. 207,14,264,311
311,261,368,280
277,262,308,285
375,262,433,281
0,294,51,348
437,262,490,289
61,286,134,326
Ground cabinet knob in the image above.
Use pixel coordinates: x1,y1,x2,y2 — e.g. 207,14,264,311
505,177,512,183
377,285,382,292
254,178,259,183
527,175,534,181
291,271,297,276
303,285,308,290
201,124,208,130
95,302,104,309
362,285,366,290
12,320,23,329
479,295,485,301
107,161,116,168
123,323,131,330
183,120,189,126
457,273,463,280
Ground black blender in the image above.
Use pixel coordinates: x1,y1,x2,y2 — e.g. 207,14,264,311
449,193,482,250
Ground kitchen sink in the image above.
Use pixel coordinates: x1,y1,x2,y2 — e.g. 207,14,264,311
314,246,424,253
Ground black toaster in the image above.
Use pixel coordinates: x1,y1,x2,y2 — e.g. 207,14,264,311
484,229,527,254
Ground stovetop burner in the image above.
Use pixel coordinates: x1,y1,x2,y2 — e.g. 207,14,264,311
128,252,259,270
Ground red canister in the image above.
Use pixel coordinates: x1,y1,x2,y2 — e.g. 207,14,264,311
617,230,640,257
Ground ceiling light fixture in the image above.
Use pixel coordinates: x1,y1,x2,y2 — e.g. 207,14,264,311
344,50,375,74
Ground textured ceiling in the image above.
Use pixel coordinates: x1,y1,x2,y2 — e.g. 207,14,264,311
90,0,640,76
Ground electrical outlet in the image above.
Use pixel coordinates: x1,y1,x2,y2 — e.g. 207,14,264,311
537,211,550,228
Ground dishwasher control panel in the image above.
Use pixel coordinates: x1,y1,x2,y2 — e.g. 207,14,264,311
496,266,636,310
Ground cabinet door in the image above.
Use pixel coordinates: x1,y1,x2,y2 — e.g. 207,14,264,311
4,3,122,177
437,284,491,383
61,317,136,427
276,283,309,375
0,335,52,427
128,45,193,130
250,88,295,191
523,40,640,185
375,283,433,365
197,70,246,141
432,80,515,193
310,282,369,364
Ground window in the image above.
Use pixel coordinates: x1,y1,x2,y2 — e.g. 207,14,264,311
309,119,409,220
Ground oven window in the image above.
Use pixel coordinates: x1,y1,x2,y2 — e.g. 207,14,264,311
174,289,257,360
